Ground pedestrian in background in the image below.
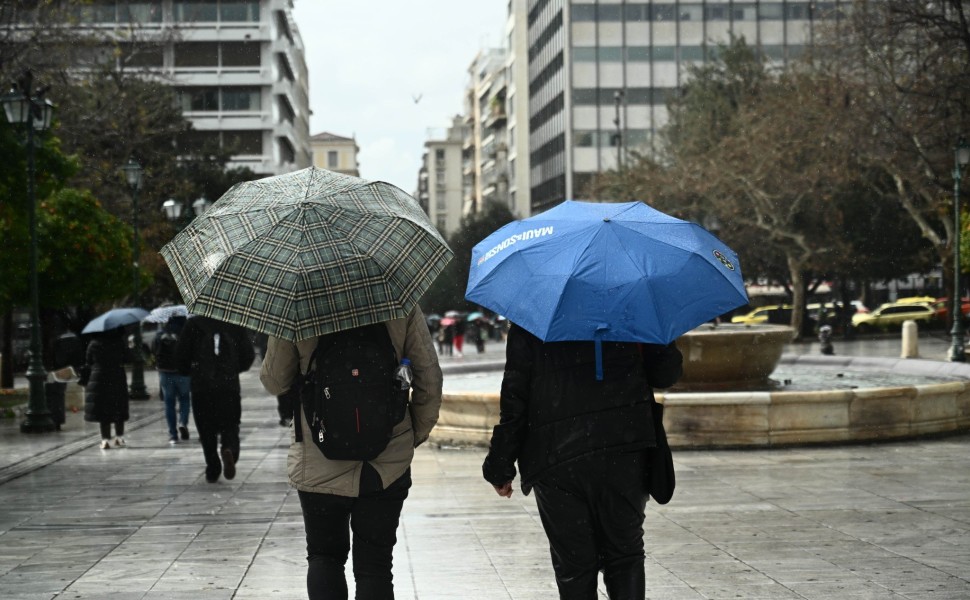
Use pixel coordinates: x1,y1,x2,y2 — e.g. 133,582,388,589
260,307,442,600
483,324,682,599
176,316,255,483
437,322,453,356
153,315,191,444
453,317,466,357
78,328,130,450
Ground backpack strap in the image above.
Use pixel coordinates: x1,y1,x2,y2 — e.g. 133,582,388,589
292,343,320,443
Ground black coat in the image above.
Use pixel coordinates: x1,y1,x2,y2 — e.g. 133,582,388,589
482,324,682,494
81,330,130,423
175,317,255,422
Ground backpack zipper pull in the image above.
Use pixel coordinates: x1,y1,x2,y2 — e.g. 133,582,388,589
324,386,331,399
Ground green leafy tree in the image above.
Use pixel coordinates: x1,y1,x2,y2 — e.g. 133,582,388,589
37,187,134,311
421,202,516,314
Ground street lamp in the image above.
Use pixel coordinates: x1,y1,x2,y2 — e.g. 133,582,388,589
613,89,624,170
163,195,210,230
122,159,149,399
948,137,970,362
1,71,56,432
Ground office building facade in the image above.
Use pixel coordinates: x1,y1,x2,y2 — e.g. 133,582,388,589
22,0,311,177
524,0,844,213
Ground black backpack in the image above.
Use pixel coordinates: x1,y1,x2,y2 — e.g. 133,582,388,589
154,331,180,371
295,324,409,461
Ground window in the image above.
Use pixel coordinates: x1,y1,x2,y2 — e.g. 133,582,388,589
121,2,162,23
653,5,676,21
177,130,220,154
224,130,263,155
572,5,596,21
680,5,703,21
175,42,219,67
327,151,338,168
598,5,621,20
120,43,164,67
222,87,260,111
73,1,117,23
573,47,598,62
220,1,260,22
436,215,447,231
221,42,261,67
175,1,218,22
435,148,445,161
177,87,219,112
759,3,784,20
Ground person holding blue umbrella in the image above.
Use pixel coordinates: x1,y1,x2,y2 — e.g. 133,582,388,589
474,200,747,599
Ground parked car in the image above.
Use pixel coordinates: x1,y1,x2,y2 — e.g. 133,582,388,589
930,297,970,321
730,305,792,325
851,301,937,333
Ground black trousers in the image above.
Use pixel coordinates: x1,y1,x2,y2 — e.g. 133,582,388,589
191,391,241,478
298,465,411,600
532,451,649,600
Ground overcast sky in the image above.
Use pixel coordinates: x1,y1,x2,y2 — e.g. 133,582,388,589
291,1,509,193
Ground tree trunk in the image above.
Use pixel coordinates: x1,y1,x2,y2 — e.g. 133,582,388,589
788,255,806,342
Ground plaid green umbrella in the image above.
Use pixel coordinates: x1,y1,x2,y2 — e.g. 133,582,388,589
160,167,453,342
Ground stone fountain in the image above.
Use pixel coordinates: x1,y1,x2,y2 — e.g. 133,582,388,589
431,323,970,448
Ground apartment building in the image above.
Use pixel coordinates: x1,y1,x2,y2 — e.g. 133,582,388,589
418,116,466,237
461,49,507,218
29,0,311,176
524,0,842,213
505,0,532,218
310,132,360,177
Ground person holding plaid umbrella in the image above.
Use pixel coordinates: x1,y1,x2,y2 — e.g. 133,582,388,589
161,167,451,598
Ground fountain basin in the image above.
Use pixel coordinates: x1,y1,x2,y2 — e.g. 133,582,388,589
674,323,794,390
431,355,970,449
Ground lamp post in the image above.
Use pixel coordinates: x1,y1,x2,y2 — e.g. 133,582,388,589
122,159,149,399
613,89,624,170
2,71,56,433
948,137,970,362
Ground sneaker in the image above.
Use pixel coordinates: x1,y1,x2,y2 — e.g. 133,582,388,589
168,437,178,445
279,418,292,427
100,439,111,450
179,425,189,441
114,437,126,448
221,447,236,480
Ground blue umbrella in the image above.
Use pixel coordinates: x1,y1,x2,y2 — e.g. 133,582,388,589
465,200,748,378
82,307,150,334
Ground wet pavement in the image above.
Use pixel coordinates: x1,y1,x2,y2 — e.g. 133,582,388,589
0,334,967,599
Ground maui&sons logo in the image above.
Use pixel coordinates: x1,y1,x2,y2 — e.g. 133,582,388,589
477,226,555,265
713,249,735,271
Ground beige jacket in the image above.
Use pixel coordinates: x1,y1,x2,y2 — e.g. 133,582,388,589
260,307,442,497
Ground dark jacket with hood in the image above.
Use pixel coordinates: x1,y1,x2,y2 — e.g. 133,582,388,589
81,329,130,423
175,316,254,409
482,324,682,494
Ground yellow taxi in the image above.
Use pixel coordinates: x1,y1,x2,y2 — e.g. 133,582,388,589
851,300,937,333
730,305,792,325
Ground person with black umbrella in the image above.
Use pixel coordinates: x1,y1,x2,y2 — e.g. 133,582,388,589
78,327,130,449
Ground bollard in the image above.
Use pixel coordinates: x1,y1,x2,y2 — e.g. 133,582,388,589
900,320,919,358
